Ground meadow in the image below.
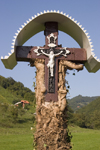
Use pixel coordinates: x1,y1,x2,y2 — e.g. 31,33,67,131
0,126,100,150
70,126,100,150
0,127,33,150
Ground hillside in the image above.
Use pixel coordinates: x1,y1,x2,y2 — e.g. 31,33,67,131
77,96,100,114
0,75,35,104
67,95,98,112
0,85,21,104
74,96,100,129
0,75,36,128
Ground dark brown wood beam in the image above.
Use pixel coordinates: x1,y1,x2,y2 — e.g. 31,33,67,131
16,46,87,63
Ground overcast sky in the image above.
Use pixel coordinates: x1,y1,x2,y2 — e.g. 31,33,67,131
0,0,100,98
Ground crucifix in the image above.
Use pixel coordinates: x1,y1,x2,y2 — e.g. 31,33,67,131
16,22,86,102
2,10,100,149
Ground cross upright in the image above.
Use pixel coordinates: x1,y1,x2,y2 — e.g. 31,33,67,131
16,22,87,102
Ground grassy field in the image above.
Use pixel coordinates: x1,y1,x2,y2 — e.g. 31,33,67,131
69,125,100,150
0,127,34,150
0,126,100,150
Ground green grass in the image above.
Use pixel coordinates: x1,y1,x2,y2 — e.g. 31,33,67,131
0,127,34,150
0,125,100,150
69,125,100,150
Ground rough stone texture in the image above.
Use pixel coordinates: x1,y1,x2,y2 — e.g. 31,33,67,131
34,59,83,150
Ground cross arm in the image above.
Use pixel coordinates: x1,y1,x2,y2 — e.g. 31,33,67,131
16,46,46,62
16,46,32,61
16,46,87,64
56,48,87,62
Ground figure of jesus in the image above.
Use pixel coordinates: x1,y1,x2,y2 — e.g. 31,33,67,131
41,50,63,76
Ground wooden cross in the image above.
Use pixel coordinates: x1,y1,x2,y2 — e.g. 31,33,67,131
16,22,87,102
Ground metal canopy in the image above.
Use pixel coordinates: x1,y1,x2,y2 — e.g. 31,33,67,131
1,10,100,72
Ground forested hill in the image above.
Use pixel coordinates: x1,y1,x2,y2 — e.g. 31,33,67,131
75,96,100,129
0,75,35,104
0,85,20,104
67,95,98,112
77,96,100,114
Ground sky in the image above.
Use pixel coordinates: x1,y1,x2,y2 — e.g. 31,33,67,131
0,0,100,98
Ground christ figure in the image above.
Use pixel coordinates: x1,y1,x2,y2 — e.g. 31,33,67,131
41,50,63,76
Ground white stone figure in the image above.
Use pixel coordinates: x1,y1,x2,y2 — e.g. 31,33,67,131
41,50,63,77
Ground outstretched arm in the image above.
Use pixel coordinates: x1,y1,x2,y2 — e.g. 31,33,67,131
41,50,49,56
54,51,63,56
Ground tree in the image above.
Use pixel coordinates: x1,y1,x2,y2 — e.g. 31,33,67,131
67,104,74,124
90,111,100,129
7,77,15,85
74,113,86,128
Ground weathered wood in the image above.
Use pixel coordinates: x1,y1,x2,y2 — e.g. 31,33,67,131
16,46,87,62
15,22,87,102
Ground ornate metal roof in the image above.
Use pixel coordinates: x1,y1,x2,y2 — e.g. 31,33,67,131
1,10,100,72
